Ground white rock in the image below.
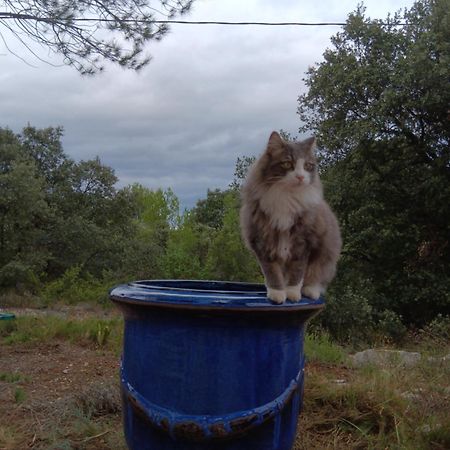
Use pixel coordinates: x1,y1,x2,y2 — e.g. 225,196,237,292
351,349,421,368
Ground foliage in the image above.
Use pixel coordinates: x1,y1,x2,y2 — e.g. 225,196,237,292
161,214,206,279
14,387,26,404
375,310,407,343
320,281,375,345
417,314,450,351
0,126,145,288
422,314,450,341
229,155,255,191
0,130,49,285
0,317,17,336
191,188,227,230
298,0,450,325
0,371,24,383
41,266,112,305
0,1,194,74
304,331,347,365
205,191,261,282
1,315,123,350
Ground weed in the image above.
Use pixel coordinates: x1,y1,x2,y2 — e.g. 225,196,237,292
0,425,22,450
74,381,121,417
92,322,111,347
0,319,17,337
297,346,450,450
2,315,123,352
305,331,347,365
0,371,25,383
41,266,112,306
424,417,450,449
14,387,26,404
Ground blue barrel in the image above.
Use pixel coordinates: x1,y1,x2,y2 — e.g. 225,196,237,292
110,280,324,450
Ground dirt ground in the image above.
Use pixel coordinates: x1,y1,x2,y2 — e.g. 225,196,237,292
0,340,123,449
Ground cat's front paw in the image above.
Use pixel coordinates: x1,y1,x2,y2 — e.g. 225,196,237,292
286,284,302,302
302,284,322,300
267,287,286,304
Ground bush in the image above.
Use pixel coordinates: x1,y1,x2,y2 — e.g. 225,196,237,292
304,331,347,365
375,310,407,344
41,266,111,305
419,314,450,348
320,281,374,345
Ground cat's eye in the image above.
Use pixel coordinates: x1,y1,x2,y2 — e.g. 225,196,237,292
280,161,293,170
304,162,315,172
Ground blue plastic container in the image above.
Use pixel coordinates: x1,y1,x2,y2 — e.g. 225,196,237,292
110,280,324,450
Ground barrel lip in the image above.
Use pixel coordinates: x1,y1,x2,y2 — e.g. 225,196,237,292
109,279,325,312
0,312,16,320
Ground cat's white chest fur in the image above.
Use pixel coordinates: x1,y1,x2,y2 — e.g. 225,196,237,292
259,184,322,230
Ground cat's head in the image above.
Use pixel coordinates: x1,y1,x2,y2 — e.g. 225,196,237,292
260,131,318,189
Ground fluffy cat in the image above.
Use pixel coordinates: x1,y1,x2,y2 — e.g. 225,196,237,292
240,131,341,304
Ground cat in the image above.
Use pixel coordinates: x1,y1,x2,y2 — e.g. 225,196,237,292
240,131,341,304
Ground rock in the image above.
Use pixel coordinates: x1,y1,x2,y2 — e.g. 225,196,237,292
426,353,450,364
419,423,442,434
351,349,421,368
400,388,424,401
400,392,420,401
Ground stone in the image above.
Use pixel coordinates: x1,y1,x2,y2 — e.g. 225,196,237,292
351,349,421,368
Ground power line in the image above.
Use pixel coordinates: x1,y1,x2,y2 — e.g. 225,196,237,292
0,13,406,27
114,20,349,26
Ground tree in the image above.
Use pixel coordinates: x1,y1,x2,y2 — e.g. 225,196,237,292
298,0,450,324
298,0,449,162
191,188,228,230
161,212,207,279
205,191,261,282
0,0,194,74
0,125,146,286
229,156,255,191
0,128,49,286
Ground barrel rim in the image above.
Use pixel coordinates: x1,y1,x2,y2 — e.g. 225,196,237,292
109,279,325,312
0,312,16,320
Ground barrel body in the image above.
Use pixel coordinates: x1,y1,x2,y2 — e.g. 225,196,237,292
110,280,324,450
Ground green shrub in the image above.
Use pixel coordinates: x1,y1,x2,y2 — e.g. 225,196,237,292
14,387,26,404
320,282,374,345
417,314,450,351
305,331,347,365
2,315,122,352
41,266,111,305
0,318,17,337
375,310,407,343
0,372,24,383
422,314,450,341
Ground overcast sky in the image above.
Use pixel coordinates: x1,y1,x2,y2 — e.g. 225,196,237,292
0,0,416,210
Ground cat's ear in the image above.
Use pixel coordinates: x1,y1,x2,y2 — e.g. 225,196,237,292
304,136,317,155
266,131,285,155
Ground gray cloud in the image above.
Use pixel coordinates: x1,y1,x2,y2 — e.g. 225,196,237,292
0,0,416,209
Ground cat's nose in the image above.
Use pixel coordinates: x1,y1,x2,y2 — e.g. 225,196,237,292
296,175,305,182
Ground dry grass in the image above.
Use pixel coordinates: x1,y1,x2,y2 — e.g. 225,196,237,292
294,355,450,450
1,382,126,450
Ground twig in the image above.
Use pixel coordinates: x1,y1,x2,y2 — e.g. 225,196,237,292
76,429,110,443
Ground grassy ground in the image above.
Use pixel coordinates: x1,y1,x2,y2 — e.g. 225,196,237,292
297,358,450,449
0,309,449,449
